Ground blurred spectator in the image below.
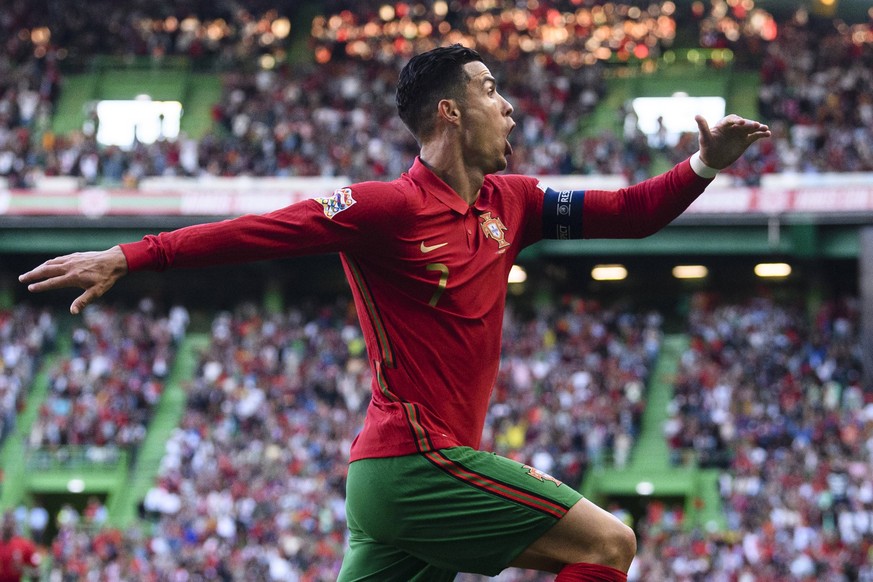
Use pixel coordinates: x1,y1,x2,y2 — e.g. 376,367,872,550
26,506,48,547
0,511,40,582
310,0,677,68
1,0,296,67
131,301,364,579
0,307,56,446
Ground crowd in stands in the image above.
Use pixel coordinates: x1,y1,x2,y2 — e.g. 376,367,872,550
0,1,62,188
2,0,871,189
639,295,871,581
135,301,361,580
2,0,295,66
28,300,188,458
660,14,873,183
485,297,661,480
753,19,873,175
5,291,870,580
0,306,56,446
201,58,420,181
311,0,679,63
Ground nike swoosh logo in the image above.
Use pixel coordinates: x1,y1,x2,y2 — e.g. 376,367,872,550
420,241,448,253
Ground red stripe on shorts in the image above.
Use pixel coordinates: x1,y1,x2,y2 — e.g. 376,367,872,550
423,450,568,519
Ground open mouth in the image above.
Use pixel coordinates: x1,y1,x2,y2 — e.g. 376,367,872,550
505,124,515,156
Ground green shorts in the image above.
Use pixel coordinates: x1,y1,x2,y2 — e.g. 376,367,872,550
338,447,584,581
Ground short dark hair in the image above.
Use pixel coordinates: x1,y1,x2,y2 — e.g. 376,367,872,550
396,44,484,142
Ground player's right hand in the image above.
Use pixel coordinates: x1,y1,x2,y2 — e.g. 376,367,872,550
19,246,129,314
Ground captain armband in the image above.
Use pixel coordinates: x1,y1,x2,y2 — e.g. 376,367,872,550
541,186,586,240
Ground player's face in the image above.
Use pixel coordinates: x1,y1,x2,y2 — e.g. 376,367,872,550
458,61,515,174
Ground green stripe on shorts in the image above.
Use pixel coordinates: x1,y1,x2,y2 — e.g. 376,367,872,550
338,447,584,580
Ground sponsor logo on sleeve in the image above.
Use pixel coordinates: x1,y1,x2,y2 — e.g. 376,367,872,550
316,187,356,219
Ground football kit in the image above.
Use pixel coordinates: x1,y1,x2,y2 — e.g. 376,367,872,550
120,156,713,578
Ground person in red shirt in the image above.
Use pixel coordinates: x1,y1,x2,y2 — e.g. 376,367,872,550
20,45,769,581
0,513,40,582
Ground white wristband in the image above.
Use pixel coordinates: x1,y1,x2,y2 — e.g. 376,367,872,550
690,151,719,179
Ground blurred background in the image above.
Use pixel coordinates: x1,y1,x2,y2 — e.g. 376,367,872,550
0,0,871,580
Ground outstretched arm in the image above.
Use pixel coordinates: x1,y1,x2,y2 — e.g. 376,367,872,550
19,181,403,314
577,114,770,239
19,246,129,314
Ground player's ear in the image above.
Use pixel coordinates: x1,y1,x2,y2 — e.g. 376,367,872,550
437,98,461,126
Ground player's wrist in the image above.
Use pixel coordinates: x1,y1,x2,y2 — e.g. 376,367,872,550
690,151,719,179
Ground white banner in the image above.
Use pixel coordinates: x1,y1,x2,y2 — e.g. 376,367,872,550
4,176,873,217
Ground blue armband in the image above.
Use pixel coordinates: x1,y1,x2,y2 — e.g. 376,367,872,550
542,187,585,240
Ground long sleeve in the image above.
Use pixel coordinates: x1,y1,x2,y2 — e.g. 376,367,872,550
581,157,712,239
120,182,406,272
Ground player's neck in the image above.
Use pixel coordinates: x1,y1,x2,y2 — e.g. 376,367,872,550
419,144,484,206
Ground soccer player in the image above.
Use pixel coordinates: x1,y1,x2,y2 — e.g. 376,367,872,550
0,513,41,582
20,45,770,581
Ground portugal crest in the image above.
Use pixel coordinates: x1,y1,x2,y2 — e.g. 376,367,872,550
480,212,510,252
523,465,563,487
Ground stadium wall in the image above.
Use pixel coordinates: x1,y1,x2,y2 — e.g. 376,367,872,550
3,172,873,231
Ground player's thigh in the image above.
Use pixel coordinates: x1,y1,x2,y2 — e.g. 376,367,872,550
511,497,637,571
337,532,457,582
345,448,583,576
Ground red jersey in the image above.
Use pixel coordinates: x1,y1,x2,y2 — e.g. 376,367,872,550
121,157,710,461
0,537,39,582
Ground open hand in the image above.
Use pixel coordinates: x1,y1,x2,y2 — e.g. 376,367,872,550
19,246,128,314
696,114,771,170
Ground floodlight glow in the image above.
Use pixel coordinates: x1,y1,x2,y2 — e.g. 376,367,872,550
672,265,708,279
67,478,86,493
508,265,527,284
591,264,627,281
636,481,655,495
95,100,182,149
632,95,725,147
754,263,792,278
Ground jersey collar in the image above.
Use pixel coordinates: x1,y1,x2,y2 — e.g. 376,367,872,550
408,157,471,215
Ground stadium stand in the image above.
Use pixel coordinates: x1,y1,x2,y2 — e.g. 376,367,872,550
22,290,868,581
28,302,188,454
635,295,870,581
2,0,870,191
756,19,873,174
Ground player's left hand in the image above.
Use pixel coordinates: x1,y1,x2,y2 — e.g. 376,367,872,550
696,114,771,170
